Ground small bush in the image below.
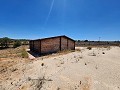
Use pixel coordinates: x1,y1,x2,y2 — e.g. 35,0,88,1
41,63,44,66
13,41,21,48
84,40,88,42
102,52,105,54
87,47,92,50
21,48,28,58
104,46,108,48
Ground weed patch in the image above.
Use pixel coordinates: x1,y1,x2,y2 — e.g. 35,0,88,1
87,47,92,50
21,48,28,58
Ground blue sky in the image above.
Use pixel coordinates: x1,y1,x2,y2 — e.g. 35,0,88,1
0,0,120,40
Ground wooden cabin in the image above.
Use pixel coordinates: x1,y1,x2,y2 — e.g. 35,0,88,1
29,35,75,55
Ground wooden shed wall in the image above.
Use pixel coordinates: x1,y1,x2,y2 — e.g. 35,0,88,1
61,37,68,50
30,41,34,51
68,39,75,50
34,40,41,52
41,37,60,54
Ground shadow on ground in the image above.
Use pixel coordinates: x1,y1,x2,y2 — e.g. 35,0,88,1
27,51,41,58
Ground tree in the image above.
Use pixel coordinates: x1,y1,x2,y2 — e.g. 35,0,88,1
0,37,11,48
84,40,88,42
13,40,21,48
78,40,80,42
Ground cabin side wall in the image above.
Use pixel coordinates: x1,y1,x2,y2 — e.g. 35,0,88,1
41,37,60,54
61,37,75,50
33,40,40,53
30,41,34,51
61,37,68,50
68,39,75,50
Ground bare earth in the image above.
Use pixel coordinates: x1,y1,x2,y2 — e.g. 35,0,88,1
0,46,120,90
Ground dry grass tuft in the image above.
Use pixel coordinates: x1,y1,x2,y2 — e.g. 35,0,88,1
75,48,81,52
30,76,52,90
21,48,28,58
57,50,75,55
0,45,29,59
103,46,111,50
87,47,92,50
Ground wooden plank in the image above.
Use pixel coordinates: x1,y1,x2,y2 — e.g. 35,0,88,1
74,41,75,50
67,39,68,49
40,40,41,54
33,41,34,51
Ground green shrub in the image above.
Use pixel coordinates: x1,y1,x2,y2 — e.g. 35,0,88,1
21,48,28,58
0,37,11,48
13,41,21,48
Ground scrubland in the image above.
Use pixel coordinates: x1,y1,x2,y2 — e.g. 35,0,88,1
0,46,120,90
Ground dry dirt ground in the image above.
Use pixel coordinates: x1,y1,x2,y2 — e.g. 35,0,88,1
0,46,120,90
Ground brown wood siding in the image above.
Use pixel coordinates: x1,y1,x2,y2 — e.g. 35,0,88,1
61,37,68,50
30,41,34,51
33,40,40,52
41,37,60,54
29,41,31,50
68,39,75,50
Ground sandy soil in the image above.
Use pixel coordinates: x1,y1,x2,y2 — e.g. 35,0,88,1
0,46,120,90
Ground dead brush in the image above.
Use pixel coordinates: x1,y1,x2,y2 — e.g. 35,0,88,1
103,46,109,48
75,59,80,63
107,46,111,50
79,55,83,59
92,53,96,56
75,48,81,52
87,47,92,50
0,46,28,58
57,49,75,55
30,76,52,90
88,51,96,56
11,68,18,72
103,46,111,50
59,60,64,64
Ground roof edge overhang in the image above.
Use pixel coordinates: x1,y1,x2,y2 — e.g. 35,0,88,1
30,35,75,42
